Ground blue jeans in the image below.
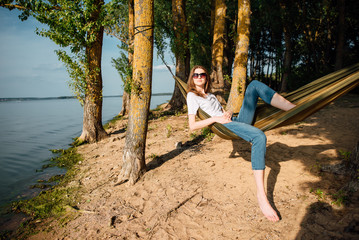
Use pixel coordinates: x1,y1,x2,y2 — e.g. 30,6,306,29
223,80,276,170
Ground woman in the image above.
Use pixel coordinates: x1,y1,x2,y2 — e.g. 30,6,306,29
186,65,296,222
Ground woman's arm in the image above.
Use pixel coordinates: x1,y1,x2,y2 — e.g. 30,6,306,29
188,114,231,131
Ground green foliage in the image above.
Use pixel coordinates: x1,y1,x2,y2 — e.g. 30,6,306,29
186,0,212,69
149,153,159,160
154,0,172,57
56,49,87,105
1,0,112,104
330,190,349,207
309,160,322,175
309,188,350,207
190,127,214,142
103,114,124,130
166,124,172,138
105,0,133,95
224,74,232,85
112,51,133,94
339,150,351,161
237,84,242,95
310,188,325,201
201,127,215,142
249,0,359,91
148,107,176,120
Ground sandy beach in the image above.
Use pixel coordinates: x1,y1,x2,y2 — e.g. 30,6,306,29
19,93,359,239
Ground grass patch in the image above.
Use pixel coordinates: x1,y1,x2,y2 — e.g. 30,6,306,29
6,146,83,238
201,127,215,142
330,190,349,207
190,127,215,142
13,147,82,217
339,149,351,161
11,187,79,220
310,188,325,201
103,115,124,130
166,124,173,138
148,106,186,121
310,188,350,207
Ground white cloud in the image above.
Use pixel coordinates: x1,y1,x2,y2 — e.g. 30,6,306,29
153,64,175,71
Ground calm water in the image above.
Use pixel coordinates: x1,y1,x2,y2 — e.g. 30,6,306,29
0,95,170,207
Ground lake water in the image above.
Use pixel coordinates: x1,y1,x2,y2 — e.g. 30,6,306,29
0,95,171,207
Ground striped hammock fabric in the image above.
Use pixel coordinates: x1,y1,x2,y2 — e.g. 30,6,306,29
174,63,359,140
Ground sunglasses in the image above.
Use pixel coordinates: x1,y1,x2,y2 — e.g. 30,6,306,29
193,73,207,79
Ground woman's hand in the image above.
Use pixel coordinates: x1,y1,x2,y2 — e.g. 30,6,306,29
188,113,232,131
222,110,233,121
213,115,232,124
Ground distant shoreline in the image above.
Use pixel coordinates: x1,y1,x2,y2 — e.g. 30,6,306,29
0,93,172,102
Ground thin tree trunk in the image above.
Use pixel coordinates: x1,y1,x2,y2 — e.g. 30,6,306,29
281,25,292,92
335,0,345,70
120,0,135,116
211,0,227,104
249,51,254,80
117,0,154,185
168,0,189,111
79,0,107,143
266,52,271,87
226,0,250,113
223,20,235,91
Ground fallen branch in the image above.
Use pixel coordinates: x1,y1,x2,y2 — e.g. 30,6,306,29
165,192,199,221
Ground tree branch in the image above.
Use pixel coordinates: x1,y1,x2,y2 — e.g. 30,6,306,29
104,28,128,44
1,3,27,10
0,3,61,11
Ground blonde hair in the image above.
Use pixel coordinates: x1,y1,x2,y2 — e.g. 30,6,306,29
187,65,211,98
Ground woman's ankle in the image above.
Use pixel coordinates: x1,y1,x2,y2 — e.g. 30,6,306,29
270,93,296,111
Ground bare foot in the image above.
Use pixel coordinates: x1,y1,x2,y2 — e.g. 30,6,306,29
257,193,280,222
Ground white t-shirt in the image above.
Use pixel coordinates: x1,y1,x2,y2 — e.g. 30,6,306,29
187,92,223,117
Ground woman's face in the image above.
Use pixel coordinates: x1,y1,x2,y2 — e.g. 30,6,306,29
192,68,207,88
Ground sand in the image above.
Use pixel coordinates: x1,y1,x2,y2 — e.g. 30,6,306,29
28,94,359,240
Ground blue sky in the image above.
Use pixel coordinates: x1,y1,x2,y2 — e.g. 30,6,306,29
0,8,175,98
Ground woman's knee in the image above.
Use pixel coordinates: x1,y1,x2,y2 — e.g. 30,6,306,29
248,80,260,88
252,131,267,146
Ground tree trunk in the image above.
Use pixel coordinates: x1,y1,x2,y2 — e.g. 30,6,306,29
211,0,227,104
120,0,135,116
168,0,189,111
281,24,292,93
226,0,251,113
335,0,345,70
79,0,107,143
117,0,154,185
119,91,130,116
223,24,234,91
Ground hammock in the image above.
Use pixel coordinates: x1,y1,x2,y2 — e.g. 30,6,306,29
172,63,359,140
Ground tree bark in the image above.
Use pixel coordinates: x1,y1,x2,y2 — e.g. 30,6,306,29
211,0,227,104
79,0,107,143
119,91,130,116
280,1,293,94
117,0,154,185
226,0,250,113
168,0,189,111
120,0,135,116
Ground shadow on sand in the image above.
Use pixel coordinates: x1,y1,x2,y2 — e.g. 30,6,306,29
229,93,359,239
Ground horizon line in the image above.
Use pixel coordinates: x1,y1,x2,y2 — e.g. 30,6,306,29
0,93,173,102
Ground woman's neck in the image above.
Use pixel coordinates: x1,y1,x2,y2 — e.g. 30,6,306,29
195,86,205,95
